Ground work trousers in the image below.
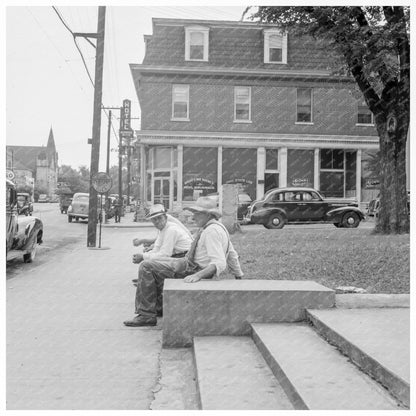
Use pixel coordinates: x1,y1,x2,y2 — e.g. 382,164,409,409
134,257,192,318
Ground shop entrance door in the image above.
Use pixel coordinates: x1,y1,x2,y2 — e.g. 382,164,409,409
265,173,279,193
153,177,170,210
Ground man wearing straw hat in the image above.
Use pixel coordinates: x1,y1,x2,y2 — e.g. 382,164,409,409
131,204,193,264
124,197,243,327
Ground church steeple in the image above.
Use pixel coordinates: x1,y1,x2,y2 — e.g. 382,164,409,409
47,127,56,153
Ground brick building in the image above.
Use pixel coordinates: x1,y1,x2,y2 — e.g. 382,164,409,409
6,127,58,199
130,18,380,211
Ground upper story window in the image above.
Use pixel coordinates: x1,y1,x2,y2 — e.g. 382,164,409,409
234,86,251,122
296,88,313,123
185,26,209,61
172,84,189,121
264,29,288,64
357,98,374,125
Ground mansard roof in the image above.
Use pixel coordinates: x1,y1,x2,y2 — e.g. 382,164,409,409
140,18,340,73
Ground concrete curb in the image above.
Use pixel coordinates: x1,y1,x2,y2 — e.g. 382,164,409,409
335,294,410,309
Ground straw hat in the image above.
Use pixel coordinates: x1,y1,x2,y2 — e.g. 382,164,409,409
183,196,222,219
146,204,167,219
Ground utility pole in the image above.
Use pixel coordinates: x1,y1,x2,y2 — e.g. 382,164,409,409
118,106,123,202
106,110,112,174
87,6,106,247
127,137,131,205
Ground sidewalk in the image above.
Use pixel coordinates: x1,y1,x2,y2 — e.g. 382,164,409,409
7,224,164,410
6,215,410,410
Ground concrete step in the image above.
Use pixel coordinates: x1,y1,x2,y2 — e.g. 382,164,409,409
252,323,403,410
193,336,294,410
163,279,335,347
306,308,410,407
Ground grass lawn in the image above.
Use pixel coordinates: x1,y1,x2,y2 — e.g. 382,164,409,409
230,224,410,294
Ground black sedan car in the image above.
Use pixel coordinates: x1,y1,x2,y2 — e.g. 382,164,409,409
6,180,43,263
245,187,365,229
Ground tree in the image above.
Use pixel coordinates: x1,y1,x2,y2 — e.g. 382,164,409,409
246,6,409,233
58,165,89,193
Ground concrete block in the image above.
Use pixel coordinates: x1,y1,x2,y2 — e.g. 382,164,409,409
306,308,410,407
162,279,335,347
193,336,294,410
252,323,401,410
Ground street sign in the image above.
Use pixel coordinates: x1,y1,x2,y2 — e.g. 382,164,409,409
120,130,134,138
92,172,112,193
6,169,15,180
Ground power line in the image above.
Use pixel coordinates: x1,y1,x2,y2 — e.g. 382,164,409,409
52,6,95,87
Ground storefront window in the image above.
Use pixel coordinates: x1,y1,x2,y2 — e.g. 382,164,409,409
287,149,314,188
345,151,357,195
222,148,256,199
320,172,344,197
183,147,217,200
154,147,171,169
266,149,278,170
321,149,344,170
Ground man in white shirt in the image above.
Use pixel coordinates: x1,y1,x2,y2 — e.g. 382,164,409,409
132,204,192,263
124,197,243,327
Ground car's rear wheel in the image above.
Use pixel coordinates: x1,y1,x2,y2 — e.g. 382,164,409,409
265,213,286,229
75,217,79,222
68,215,72,223
342,212,360,228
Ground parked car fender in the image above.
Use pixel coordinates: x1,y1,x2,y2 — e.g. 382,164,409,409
251,207,287,224
325,206,365,221
13,216,43,251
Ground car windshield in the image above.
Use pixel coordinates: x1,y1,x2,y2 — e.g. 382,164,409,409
75,196,89,202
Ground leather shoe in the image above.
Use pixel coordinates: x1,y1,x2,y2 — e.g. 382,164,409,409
123,315,157,327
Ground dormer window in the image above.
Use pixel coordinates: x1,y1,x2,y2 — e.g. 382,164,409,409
357,98,374,125
264,29,287,64
185,26,209,61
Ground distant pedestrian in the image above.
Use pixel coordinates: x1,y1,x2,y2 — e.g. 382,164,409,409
113,197,122,223
123,197,243,327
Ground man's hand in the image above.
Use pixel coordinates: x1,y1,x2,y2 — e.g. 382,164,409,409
143,243,154,252
132,253,144,264
183,273,202,283
133,238,143,247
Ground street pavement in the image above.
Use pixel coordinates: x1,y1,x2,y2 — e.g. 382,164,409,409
6,212,410,410
7,213,164,410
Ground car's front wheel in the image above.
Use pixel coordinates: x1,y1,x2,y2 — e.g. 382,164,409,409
68,215,72,223
23,241,38,263
265,213,286,229
342,212,360,228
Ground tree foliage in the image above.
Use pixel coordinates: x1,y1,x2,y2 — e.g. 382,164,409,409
58,165,89,194
245,6,409,233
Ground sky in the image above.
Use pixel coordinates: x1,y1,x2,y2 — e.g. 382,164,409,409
5,2,248,170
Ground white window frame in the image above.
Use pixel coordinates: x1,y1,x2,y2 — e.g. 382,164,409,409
264,29,288,64
296,88,314,124
185,26,209,62
356,99,374,126
171,84,190,121
234,86,252,123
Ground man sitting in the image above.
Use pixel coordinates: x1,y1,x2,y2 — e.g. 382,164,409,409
123,197,243,327
132,204,193,264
